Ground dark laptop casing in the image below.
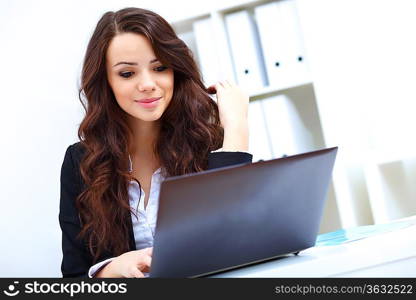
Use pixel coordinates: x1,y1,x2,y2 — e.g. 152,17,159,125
150,147,338,277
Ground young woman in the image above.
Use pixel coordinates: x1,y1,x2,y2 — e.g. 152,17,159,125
59,7,252,278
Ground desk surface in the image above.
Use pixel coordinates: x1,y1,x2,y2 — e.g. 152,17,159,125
211,216,416,277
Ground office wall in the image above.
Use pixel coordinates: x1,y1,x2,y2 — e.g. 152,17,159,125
0,0,271,278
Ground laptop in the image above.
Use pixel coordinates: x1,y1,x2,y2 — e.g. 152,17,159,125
149,147,338,278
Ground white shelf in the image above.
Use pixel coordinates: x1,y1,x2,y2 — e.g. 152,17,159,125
367,150,416,166
169,0,273,26
248,79,313,100
363,150,416,224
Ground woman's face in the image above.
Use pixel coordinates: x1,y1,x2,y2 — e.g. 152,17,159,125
106,32,174,123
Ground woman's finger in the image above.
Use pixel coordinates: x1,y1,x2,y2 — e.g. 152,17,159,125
130,266,145,278
223,79,233,87
140,255,152,273
214,82,224,95
227,78,236,86
146,247,153,256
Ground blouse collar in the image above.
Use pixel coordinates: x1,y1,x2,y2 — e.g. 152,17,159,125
128,154,162,176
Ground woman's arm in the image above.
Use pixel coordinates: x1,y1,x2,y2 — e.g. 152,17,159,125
222,121,249,152
59,144,93,277
94,247,153,278
209,79,249,152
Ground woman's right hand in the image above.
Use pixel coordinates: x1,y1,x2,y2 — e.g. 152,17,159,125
96,247,153,278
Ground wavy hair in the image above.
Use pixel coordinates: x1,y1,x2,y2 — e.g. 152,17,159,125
75,7,223,263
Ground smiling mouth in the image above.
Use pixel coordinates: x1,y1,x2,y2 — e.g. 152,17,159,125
134,97,161,108
135,97,162,103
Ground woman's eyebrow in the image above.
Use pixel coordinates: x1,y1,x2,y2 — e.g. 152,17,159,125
112,58,159,67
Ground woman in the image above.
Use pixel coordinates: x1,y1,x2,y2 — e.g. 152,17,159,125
59,7,252,278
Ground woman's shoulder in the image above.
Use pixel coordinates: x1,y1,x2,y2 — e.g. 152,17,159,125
61,142,86,184
65,142,86,165
61,142,88,198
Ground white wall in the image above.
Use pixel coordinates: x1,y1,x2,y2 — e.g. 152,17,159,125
0,0,252,278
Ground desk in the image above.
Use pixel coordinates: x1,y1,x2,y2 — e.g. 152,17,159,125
212,216,416,277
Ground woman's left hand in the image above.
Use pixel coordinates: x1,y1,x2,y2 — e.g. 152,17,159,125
207,80,249,152
208,80,249,130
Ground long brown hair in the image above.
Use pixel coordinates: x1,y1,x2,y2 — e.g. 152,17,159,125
76,7,223,263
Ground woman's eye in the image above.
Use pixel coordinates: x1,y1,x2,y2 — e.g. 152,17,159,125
119,72,133,78
119,66,167,78
155,66,168,72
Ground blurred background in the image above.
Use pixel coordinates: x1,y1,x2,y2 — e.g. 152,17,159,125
1,0,415,277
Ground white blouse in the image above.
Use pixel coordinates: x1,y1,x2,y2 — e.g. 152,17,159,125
88,149,229,277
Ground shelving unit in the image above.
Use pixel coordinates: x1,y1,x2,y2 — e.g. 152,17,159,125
167,0,416,232
172,0,318,161
169,0,341,234
363,152,416,224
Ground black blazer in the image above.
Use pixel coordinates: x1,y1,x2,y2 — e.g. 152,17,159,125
59,142,253,277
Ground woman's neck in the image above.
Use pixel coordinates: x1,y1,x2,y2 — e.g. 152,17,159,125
129,118,160,161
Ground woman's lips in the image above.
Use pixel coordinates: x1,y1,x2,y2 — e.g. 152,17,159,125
135,97,161,108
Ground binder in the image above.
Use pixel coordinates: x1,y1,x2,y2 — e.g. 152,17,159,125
280,0,309,84
192,18,221,88
254,2,287,89
248,100,273,162
209,11,237,84
224,10,267,93
255,0,309,89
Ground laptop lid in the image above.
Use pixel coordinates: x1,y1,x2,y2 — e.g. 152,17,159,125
150,147,338,278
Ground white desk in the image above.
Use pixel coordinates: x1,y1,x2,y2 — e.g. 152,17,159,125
212,216,416,277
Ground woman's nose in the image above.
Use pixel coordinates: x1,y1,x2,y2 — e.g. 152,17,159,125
137,71,156,92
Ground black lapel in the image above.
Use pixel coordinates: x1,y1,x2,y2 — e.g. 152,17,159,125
127,212,137,251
